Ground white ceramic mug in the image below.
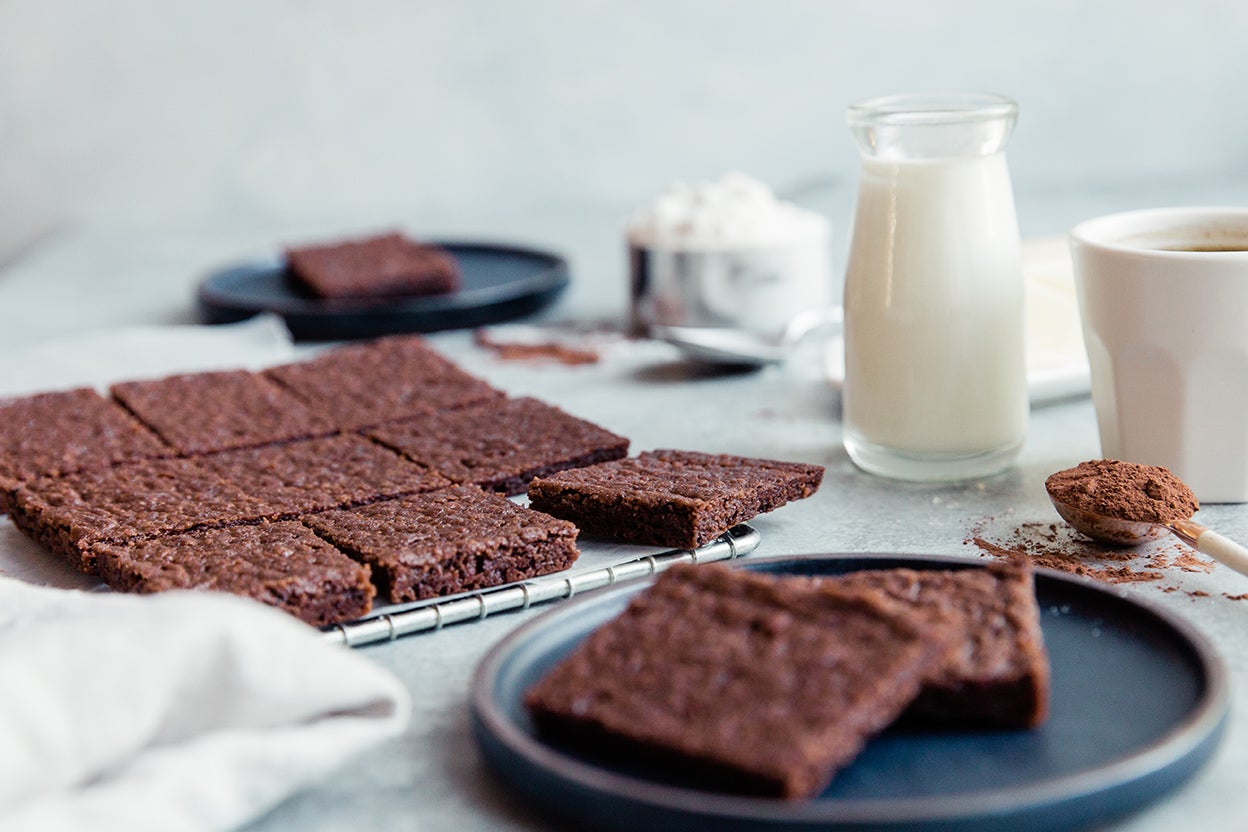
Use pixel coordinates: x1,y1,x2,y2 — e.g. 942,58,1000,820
1069,207,1248,503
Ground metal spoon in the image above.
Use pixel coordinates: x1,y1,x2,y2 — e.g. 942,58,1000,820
1047,492,1248,578
652,306,842,368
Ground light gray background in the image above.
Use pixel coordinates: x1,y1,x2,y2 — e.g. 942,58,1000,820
3,4,1248,831
3,0,1248,324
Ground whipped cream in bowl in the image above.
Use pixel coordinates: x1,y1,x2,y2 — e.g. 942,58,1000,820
627,173,833,339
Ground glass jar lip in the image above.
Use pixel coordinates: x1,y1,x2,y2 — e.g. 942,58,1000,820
847,93,1018,127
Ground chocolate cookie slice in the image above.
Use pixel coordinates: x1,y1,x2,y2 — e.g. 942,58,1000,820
828,563,1049,728
266,335,503,431
525,563,955,799
286,232,459,299
196,434,450,516
367,396,628,496
8,456,280,573
303,485,579,603
112,370,334,455
0,387,170,507
527,449,824,549
91,521,375,627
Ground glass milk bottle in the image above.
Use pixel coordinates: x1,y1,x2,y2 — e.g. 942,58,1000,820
840,93,1027,481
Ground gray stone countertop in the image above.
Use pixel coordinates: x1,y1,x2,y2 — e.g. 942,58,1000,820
1,217,1246,832
253,332,1248,832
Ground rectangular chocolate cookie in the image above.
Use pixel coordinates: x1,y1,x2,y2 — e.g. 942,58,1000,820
0,387,170,507
524,563,955,799
303,485,579,603
7,457,279,573
195,434,451,516
91,521,375,627
265,335,504,430
527,449,824,549
112,370,335,454
828,563,1049,728
285,232,460,299
366,396,629,496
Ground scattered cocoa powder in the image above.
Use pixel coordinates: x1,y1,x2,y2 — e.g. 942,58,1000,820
967,507,1236,602
1045,459,1198,525
473,330,600,365
1171,551,1216,573
1099,565,1164,583
969,536,1021,562
1145,550,1171,570
966,515,1181,586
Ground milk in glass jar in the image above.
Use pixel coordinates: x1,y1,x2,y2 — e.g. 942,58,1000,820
840,93,1027,481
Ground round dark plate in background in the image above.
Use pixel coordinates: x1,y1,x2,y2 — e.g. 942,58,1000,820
197,240,569,341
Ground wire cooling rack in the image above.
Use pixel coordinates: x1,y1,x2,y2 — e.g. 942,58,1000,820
322,524,760,647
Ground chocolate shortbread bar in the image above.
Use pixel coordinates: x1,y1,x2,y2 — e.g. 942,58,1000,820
91,521,375,627
303,485,579,603
7,457,278,573
111,370,334,454
266,335,503,430
366,396,629,496
829,563,1049,728
0,387,170,503
196,434,451,516
286,232,459,299
525,563,955,799
527,449,824,549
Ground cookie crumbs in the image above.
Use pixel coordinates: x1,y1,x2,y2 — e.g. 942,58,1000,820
1100,566,1164,583
1171,551,1216,573
966,516,1176,586
473,330,600,365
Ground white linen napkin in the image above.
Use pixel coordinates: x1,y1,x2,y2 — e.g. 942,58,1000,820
0,577,410,832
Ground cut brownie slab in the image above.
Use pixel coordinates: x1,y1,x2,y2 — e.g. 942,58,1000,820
0,387,170,500
366,397,629,496
527,449,824,549
91,521,375,627
285,232,460,299
7,457,279,573
265,335,504,431
303,485,579,603
196,434,451,516
525,563,955,799
828,563,1049,729
111,370,335,454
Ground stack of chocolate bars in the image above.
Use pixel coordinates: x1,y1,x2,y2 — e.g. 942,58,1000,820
0,336,823,627
526,561,1050,799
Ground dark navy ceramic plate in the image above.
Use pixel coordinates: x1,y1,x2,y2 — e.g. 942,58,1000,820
197,241,569,341
471,554,1228,832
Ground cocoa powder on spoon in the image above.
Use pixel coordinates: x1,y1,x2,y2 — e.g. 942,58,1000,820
1044,459,1198,526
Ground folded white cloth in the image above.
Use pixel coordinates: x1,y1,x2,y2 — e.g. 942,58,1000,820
0,578,410,832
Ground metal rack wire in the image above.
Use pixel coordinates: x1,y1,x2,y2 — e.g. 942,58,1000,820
322,524,760,648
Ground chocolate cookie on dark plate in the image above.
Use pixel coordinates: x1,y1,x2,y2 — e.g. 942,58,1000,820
525,563,957,799
285,232,460,299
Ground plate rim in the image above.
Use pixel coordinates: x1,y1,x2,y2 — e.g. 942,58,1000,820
471,552,1230,827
